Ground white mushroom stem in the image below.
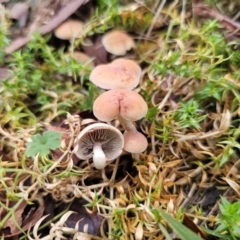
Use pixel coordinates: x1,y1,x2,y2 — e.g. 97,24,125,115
93,142,107,169
117,115,136,131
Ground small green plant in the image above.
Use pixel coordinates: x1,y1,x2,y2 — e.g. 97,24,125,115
194,78,224,103
155,115,174,144
212,197,240,240
153,51,202,79
26,130,62,157
174,99,207,130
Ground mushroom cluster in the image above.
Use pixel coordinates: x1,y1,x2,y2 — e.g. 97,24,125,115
90,58,148,154
74,58,148,169
65,26,148,168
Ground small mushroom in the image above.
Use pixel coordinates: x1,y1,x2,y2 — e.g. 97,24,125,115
89,58,141,90
123,130,148,153
54,19,84,40
102,29,135,56
74,123,124,169
93,89,148,131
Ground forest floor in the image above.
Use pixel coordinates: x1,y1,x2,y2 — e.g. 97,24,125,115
1,0,240,239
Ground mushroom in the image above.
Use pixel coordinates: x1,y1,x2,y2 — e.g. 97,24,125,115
54,19,84,40
89,58,141,90
123,130,148,153
74,123,124,169
102,30,135,56
93,89,148,131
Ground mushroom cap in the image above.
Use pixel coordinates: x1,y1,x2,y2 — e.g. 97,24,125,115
9,3,29,20
89,58,141,90
93,89,148,122
74,123,124,161
102,30,135,55
54,19,84,40
123,130,148,153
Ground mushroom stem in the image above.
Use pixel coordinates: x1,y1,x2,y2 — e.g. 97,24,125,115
117,115,136,131
93,142,107,169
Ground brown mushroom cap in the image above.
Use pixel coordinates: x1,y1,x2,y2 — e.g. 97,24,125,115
93,89,148,122
89,58,141,90
54,19,84,40
123,130,148,153
102,30,135,55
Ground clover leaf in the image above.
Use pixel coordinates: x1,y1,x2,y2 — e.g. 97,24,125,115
26,130,62,157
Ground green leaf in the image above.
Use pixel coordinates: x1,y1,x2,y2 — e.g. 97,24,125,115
151,208,161,221
145,106,159,120
158,222,172,240
160,210,203,240
202,226,230,239
26,130,62,157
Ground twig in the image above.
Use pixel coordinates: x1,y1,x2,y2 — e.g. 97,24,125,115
193,3,240,33
180,0,186,28
146,0,166,37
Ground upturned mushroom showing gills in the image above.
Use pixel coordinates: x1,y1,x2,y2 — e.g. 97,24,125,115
74,123,124,169
93,89,148,131
89,58,141,90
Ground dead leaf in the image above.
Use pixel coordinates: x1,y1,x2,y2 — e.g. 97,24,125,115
0,201,44,239
82,36,108,65
182,214,209,239
222,177,240,196
2,201,27,234
58,198,104,236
